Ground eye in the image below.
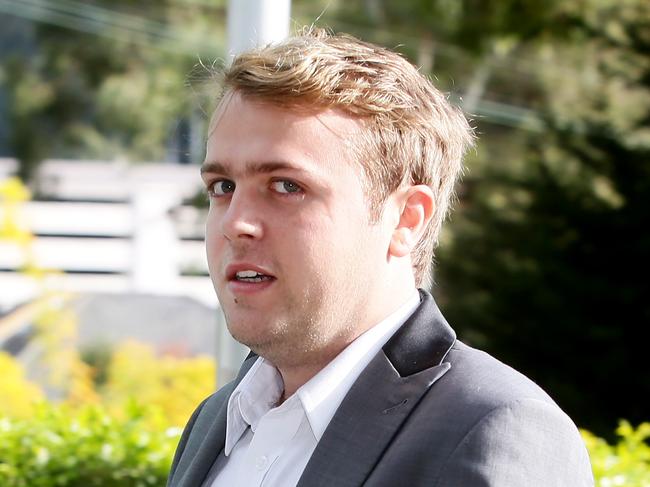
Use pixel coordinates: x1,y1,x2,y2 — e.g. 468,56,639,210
271,180,302,195
209,179,235,197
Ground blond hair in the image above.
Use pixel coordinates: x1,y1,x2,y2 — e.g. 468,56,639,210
218,28,474,289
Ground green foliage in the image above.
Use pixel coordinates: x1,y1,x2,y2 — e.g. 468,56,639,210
0,341,207,486
431,0,650,437
330,0,565,52
584,421,650,486
0,1,226,180
0,402,181,487
0,339,212,485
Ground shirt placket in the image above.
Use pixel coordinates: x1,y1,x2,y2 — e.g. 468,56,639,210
238,400,304,486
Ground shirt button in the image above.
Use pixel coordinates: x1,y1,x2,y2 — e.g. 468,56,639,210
255,455,268,471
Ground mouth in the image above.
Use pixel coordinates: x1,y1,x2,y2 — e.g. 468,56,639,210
231,270,275,283
225,265,277,294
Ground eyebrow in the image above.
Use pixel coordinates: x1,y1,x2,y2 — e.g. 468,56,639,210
200,160,308,178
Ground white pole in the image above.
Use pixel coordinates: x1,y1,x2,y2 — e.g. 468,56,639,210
227,0,291,58
131,184,180,295
216,0,291,387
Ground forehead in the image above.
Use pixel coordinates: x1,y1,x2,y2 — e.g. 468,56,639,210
203,92,364,176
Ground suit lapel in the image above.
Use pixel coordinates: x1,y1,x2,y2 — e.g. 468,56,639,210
297,291,456,487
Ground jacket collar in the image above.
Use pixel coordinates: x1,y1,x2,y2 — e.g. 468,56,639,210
384,289,456,376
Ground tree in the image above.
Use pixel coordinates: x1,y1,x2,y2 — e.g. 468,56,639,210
0,0,226,181
435,0,650,436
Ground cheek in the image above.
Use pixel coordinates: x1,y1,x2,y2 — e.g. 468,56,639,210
276,217,332,271
301,217,353,263
205,214,224,262
205,214,219,243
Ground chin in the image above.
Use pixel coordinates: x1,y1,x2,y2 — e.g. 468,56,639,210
227,318,280,348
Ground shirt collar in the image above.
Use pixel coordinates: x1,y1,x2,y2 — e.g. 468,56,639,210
224,357,283,455
223,290,420,453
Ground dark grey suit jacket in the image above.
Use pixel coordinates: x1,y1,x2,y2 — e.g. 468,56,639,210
167,291,594,486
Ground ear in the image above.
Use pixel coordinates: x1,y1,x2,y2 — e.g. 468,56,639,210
389,185,435,258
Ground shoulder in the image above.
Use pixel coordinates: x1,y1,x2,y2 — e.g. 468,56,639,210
443,340,556,406
414,337,570,439
434,394,594,486
426,341,593,485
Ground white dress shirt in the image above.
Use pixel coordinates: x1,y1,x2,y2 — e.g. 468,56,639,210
207,291,420,487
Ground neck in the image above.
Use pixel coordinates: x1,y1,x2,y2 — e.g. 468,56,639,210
274,337,350,404
276,363,324,405
274,284,419,404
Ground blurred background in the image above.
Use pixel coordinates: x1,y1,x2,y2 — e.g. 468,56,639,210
0,0,649,483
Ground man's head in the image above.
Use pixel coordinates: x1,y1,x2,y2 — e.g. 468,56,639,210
202,28,473,370
215,28,474,289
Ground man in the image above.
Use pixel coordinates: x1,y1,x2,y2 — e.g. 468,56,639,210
168,28,593,486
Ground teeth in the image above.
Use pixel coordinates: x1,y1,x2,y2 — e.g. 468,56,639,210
236,270,260,278
240,277,265,282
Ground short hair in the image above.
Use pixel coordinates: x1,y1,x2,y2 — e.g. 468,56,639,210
217,27,474,289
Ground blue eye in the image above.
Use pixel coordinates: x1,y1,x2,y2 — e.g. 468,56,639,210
210,180,235,196
271,180,302,194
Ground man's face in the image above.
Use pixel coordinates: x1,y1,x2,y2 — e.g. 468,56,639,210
202,93,396,367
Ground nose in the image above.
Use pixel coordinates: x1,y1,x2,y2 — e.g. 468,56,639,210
220,189,263,241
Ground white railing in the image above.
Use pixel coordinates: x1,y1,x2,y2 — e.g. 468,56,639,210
0,158,216,312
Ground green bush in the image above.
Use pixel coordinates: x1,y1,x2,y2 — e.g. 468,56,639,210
0,402,181,487
583,421,650,486
1,397,649,485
